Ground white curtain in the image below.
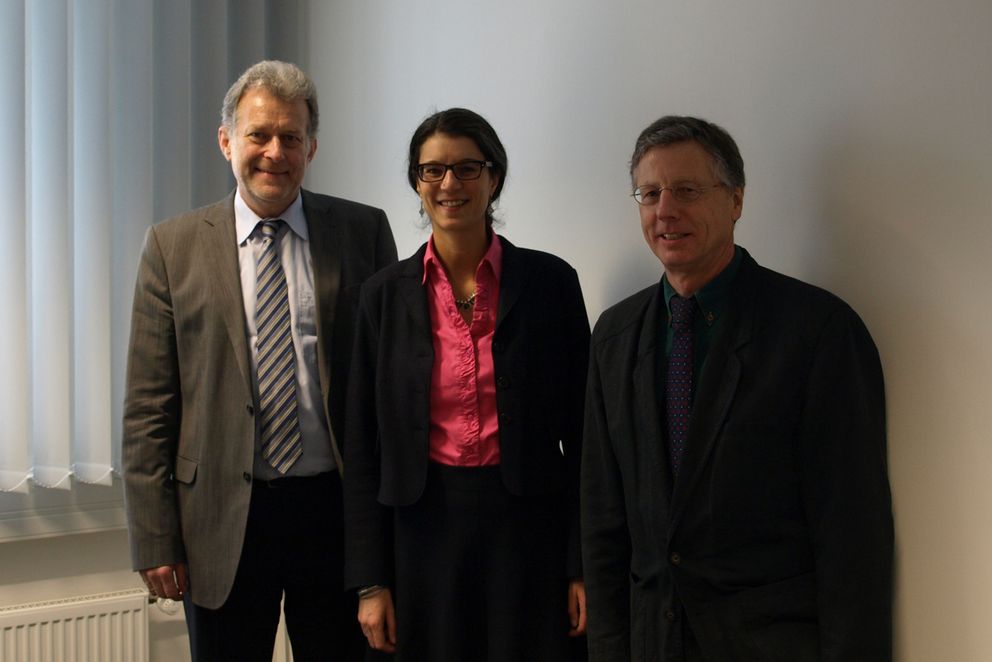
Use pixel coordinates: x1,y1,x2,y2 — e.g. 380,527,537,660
0,0,307,495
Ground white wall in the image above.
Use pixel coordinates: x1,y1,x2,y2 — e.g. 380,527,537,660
306,1,992,660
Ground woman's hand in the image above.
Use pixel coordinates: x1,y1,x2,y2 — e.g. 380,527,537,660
567,578,587,636
358,588,397,652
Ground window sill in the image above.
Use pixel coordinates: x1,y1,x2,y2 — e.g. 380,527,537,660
0,477,125,543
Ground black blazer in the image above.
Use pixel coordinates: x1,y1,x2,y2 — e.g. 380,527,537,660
581,249,893,661
343,237,590,590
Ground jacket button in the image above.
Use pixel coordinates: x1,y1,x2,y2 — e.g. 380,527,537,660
665,609,676,622
496,376,509,388
493,341,503,352
243,472,252,483
246,404,254,416
499,412,511,424
670,552,681,566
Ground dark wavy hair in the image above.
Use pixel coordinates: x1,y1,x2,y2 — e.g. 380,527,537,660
407,108,508,226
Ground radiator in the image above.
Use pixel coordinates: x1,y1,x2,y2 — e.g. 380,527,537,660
0,588,148,662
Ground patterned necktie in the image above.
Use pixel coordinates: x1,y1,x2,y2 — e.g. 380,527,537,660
666,295,696,480
256,220,303,473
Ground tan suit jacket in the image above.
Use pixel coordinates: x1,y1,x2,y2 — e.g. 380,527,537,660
122,190,396,608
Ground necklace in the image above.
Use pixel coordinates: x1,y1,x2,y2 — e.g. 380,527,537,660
454,291,477,310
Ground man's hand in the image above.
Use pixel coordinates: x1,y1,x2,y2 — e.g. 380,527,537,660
140,563,188,601
568,578,587,636
358,588,397,653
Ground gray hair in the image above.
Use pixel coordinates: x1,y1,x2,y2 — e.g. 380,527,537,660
629,115,744,190
220,60,319,139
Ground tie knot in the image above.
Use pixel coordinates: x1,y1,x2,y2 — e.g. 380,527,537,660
259,219,283,242
669,295,696,330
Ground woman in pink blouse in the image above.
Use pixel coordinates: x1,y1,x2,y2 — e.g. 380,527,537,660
344,108,590,661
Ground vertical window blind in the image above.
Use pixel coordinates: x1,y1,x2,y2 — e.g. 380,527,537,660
0,0,305,495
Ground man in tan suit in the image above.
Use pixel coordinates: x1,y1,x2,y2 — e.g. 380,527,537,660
122,60,396,661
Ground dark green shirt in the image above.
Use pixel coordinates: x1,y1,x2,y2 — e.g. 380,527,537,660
661,246,743,392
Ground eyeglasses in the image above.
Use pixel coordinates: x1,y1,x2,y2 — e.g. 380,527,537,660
415,160,493,183
631,182,725,205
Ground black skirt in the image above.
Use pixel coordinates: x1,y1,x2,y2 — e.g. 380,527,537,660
390,462,579,662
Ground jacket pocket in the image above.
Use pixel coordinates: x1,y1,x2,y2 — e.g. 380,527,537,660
174,454,197,485
741,572,818,661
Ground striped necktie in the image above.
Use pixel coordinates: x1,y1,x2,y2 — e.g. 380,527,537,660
256,220,303,473
666,295,696,480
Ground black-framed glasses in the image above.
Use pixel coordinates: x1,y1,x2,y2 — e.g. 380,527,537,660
415,160,493,183
631,182,725,205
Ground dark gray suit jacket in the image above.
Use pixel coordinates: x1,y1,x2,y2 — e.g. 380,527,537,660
343,237,590,590
582,249,892,661
122,189,397,609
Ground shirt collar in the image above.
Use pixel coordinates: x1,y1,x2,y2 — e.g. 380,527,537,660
234,190,308,244
662,245,742,327
422,232,504,285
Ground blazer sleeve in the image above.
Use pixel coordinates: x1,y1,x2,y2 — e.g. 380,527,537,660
581,331,633,662
801,305,893,661
121,225,186,571
343,281,394,590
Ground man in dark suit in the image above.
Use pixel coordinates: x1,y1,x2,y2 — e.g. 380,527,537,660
581,116,893,662
122,60,396,661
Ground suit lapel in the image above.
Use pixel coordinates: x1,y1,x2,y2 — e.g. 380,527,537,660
302,191,352,469
669,257,759,527
397,246,432,336
303,190,341,405
495,236,525,327
395,248,435,448
201,194,253,396
632,287,675,505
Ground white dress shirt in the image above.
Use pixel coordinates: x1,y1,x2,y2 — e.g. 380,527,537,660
234,191,335,479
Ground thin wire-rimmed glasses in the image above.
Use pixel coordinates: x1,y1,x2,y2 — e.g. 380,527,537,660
415,160,494,183
631,182,725,205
